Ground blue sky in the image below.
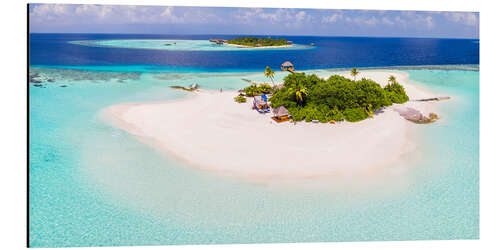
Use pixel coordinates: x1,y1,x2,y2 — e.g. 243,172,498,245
29,4,479,38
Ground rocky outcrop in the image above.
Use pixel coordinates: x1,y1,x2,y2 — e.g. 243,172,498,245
170,84,199,92
394,107,439,124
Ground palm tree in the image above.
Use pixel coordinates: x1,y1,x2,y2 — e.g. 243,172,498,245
264,66,275,84
350,68,359,81
388,75,396,85
292,87,308,105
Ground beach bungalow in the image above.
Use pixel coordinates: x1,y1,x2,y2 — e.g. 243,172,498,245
272,106,290,123
281,61,295,72
253,95,270,113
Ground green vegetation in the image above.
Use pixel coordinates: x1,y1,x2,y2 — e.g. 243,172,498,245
350,68,359,81
227,37,289,47
264,66,275,84
242,83,273,97
234,95,247,103
384,75,409,103
269,71,409,122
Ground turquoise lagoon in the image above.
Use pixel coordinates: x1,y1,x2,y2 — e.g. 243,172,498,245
70,39,315,51
29,66,479,247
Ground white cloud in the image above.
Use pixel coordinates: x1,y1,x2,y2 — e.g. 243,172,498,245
233,8,311,27
322,13,342,23
30,4,221,25
381,17,394,26
345,16,379,26
363,16,379,26
445,12,478,26
416,15,434,29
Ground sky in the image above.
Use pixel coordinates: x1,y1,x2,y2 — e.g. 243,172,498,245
28,4,479,38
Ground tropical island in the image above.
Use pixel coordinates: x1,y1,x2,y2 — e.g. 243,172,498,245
102,67,445,180
226,37,291,48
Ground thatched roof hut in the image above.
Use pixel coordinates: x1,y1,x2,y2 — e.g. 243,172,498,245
281,61,294,71
273,106,289,117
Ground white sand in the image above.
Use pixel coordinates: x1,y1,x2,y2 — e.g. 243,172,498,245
101,71,440,180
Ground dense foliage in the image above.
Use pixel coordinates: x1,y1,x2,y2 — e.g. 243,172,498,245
384,81,410,104
269,73,409,122
234,95,247,103
243,83,273,97
227,37,289,47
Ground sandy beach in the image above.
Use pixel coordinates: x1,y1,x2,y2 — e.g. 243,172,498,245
101,70,440,180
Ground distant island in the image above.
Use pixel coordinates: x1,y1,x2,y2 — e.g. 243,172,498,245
226,37,291,47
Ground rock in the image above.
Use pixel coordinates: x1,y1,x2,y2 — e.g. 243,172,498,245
394,107,439,124
33,84,43,87
60,85,67,88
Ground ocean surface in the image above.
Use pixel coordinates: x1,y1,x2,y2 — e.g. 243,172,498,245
29,34,479,247
30,33,478,71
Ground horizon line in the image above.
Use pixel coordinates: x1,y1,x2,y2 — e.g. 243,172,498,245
28,32,479,40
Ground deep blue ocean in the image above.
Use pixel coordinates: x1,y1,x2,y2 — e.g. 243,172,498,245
29,34,479,71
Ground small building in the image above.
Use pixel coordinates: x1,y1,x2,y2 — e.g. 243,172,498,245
287,41,293,45
310,42,315,46
209,39,227,45
272,106,289,122
281,61,295,72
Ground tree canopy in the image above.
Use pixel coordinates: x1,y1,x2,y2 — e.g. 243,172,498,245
269,72,409,122
227,37,289,47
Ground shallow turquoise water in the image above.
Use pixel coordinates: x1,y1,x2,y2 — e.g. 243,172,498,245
71,39,315,51
29,67,479,247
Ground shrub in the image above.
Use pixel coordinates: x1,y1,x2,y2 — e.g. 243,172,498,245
234,95,247,103
243,83,273,97
384,82,409,104
288,107,305,121
343,107,369,122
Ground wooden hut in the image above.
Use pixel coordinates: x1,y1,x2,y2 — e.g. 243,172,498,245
272,106,290,123
280,61,295,72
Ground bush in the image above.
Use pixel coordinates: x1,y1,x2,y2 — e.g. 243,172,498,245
384,82,409,104
288,107,305,121
234,95,247,103
243,83,273,97
343,107,369,122
326,107,344,121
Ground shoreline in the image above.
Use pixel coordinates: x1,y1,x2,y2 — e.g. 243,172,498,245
101,70,442,181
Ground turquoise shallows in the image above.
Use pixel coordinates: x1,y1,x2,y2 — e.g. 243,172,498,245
29,67,479,247
70,39,315,51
